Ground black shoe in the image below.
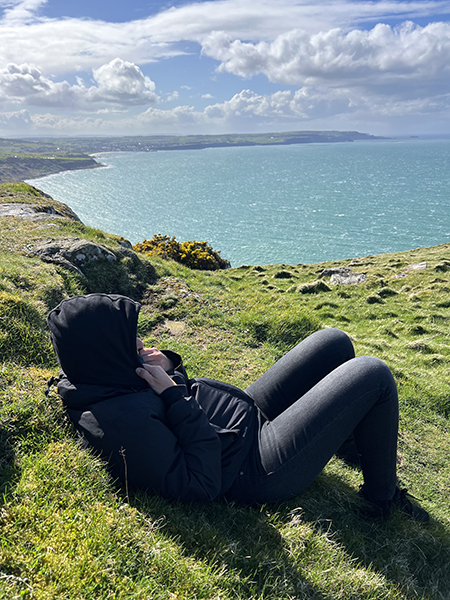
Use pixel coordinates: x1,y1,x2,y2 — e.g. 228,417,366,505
358,486,430,523
391,487,430,522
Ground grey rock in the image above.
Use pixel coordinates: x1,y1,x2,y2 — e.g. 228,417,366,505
0,202,80,221
31,238,117,276
395,262,428,278
330,272,367,285
118,239,133,249
0,203,37,217
319,266,351,279
405,262,427,271
318,265,366,285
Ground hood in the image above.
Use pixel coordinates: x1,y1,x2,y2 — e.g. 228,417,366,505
47,293,147,389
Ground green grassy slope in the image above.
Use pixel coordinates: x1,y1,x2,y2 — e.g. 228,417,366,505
0,183,449,599
0,139,100,183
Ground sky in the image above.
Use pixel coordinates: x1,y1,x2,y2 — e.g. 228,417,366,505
1,0,450,137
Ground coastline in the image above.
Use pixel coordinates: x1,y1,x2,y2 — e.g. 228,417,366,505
0,130,383,183
0,154,102,183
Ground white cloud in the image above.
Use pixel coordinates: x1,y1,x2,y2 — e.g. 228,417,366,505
201,21,450,95
30,112,110,132
0,17,177,75
203,88,353,123
204,86,450,125
89,59,157,105
1,1,450,76
1,2,450,135
3,82,448,136
0,58,158,108
166,90,180,102
0,108,32,129
0,63,50,99
1,0,47,25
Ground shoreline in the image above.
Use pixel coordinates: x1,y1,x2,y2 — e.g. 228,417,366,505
0,130,383,183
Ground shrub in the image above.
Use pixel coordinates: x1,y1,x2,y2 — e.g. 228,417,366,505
133,234,230,271
81,250,157,300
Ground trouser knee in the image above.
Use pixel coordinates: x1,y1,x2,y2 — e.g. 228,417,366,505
306,327,355,362
354,356,398,399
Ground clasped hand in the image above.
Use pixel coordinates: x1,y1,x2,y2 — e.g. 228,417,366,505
135,338,176,394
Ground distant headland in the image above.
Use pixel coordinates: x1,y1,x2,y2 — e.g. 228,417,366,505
0,130,385,183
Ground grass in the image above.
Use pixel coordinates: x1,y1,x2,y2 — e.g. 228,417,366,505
1,182,450,599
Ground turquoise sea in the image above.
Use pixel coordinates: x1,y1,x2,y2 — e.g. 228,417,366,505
27,139,450,267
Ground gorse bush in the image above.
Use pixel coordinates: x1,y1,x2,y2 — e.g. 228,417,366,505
134,234,230,270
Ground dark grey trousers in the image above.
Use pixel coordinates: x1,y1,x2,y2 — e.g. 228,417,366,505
227,328,399,503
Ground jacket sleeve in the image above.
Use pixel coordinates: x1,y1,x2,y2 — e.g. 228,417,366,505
161,350,189,385
108,385,222,502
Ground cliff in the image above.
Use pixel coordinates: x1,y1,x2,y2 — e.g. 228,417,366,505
0,154,100,183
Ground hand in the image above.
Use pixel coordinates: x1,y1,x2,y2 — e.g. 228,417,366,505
136,363,176,395
136,339,174,372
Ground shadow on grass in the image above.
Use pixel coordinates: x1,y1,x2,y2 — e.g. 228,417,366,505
0,426,21,501
284,472,450,599
131,490,335,600
0,391,71,503
130,471,450,600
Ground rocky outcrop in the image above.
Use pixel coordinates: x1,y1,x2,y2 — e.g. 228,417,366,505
330,271,367,285
30,238,118,276
0,202,81,221
319,267,351,279
0,184,81,221
319,266,367,285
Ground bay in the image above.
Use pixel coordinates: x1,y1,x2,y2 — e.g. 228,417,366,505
27,139,450,267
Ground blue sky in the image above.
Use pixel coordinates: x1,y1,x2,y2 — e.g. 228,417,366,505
1,0,450,137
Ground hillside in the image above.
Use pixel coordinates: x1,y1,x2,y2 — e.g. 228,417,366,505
0,182,449,600
0,138,101,182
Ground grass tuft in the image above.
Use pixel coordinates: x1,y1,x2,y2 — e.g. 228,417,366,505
0,292,54,365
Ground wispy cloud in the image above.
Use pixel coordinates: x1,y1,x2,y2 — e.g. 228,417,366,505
0,108,32,130
1,1,450,74
0,0,48,25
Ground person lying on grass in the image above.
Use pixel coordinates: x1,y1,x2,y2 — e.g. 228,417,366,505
47,293,429,522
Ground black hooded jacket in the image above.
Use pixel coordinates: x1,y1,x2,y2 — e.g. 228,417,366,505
47,294,257,501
